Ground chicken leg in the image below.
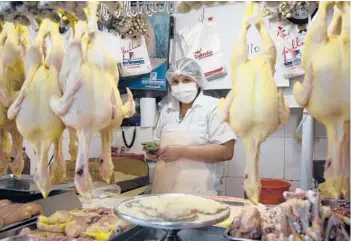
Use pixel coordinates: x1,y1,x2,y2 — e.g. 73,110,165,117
0,129,11,175
8,127,24,177
50,135,66,184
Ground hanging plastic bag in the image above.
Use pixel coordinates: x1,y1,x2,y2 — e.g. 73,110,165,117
269,18,307,79
118,36,152,77
177,18,227,81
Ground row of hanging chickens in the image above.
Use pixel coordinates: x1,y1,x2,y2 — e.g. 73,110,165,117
218,1,350,204
0,1,135,199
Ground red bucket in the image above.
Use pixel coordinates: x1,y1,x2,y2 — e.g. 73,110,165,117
244,179,291,205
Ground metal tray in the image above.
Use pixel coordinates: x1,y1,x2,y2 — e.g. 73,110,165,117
223,229,261,241
115,193,230,230
322,199,350,206
0,216,37,239
0,174,73,194
110,225,229,241
0,216,38,233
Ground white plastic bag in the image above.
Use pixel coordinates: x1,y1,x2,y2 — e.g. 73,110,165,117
269,18,306,79
119,36,152,77
177,19,227,81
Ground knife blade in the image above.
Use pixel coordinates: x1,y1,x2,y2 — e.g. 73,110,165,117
221,201,245,206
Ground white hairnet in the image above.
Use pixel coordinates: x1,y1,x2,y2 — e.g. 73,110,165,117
166,58,208,88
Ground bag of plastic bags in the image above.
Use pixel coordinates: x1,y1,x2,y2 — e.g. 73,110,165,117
269,18,307,79
177,18,227,81
118,36,152,77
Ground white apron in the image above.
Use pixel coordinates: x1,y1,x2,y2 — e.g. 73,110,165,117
152,130,217,196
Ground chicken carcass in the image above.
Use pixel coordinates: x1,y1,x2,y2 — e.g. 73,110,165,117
0,22,30,177
217,2,290,204
50,2,135,199
293,2,350,200
7,18,65,198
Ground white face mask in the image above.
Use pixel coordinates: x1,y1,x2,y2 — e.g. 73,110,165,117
171,82,198,104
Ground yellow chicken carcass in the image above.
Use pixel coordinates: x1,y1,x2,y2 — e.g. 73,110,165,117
50,2,135,199
7,19,65,198
217,2,290,204
293,2,350,200
0,22,31,177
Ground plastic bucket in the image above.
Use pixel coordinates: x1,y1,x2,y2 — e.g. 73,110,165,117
244,179,291,205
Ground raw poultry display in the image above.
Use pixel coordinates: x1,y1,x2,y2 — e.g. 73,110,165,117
228,189,350,241
293,1,350,200
0,199,41,229
217,2,290,204
16,207,130,241
6,18,66,198
49,2,135,199
0,22,30,177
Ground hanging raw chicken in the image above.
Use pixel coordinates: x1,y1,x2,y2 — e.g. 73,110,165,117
293,2,350,200
7,18,65,198
217,2,290,204
0,22,31,177
50,2,135,199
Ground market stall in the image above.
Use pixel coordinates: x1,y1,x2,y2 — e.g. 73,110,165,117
0,1,349,241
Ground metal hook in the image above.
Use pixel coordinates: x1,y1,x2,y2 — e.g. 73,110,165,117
137,1,143,15
130,1,138,17
166,1,175,14
124,1,131,17
150,1,158,13
157,1,165,12
144,2,153,17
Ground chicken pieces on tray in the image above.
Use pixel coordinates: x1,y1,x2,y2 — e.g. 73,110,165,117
17,207,130,241
228,189,350,241
0,199,41,229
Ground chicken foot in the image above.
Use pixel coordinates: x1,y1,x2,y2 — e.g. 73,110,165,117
50,135,66,184
323,122,348,199
243,136,262,205
75,129,93,200
8,127,24,178
34,140,52,198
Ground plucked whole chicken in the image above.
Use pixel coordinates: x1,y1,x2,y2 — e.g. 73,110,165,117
7,18,66,198
293,1,350,200
0,22,30,177
217,2,290,204
50,2,135,199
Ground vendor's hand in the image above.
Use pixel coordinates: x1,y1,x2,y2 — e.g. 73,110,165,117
143,147,159,161
158,145,184,163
